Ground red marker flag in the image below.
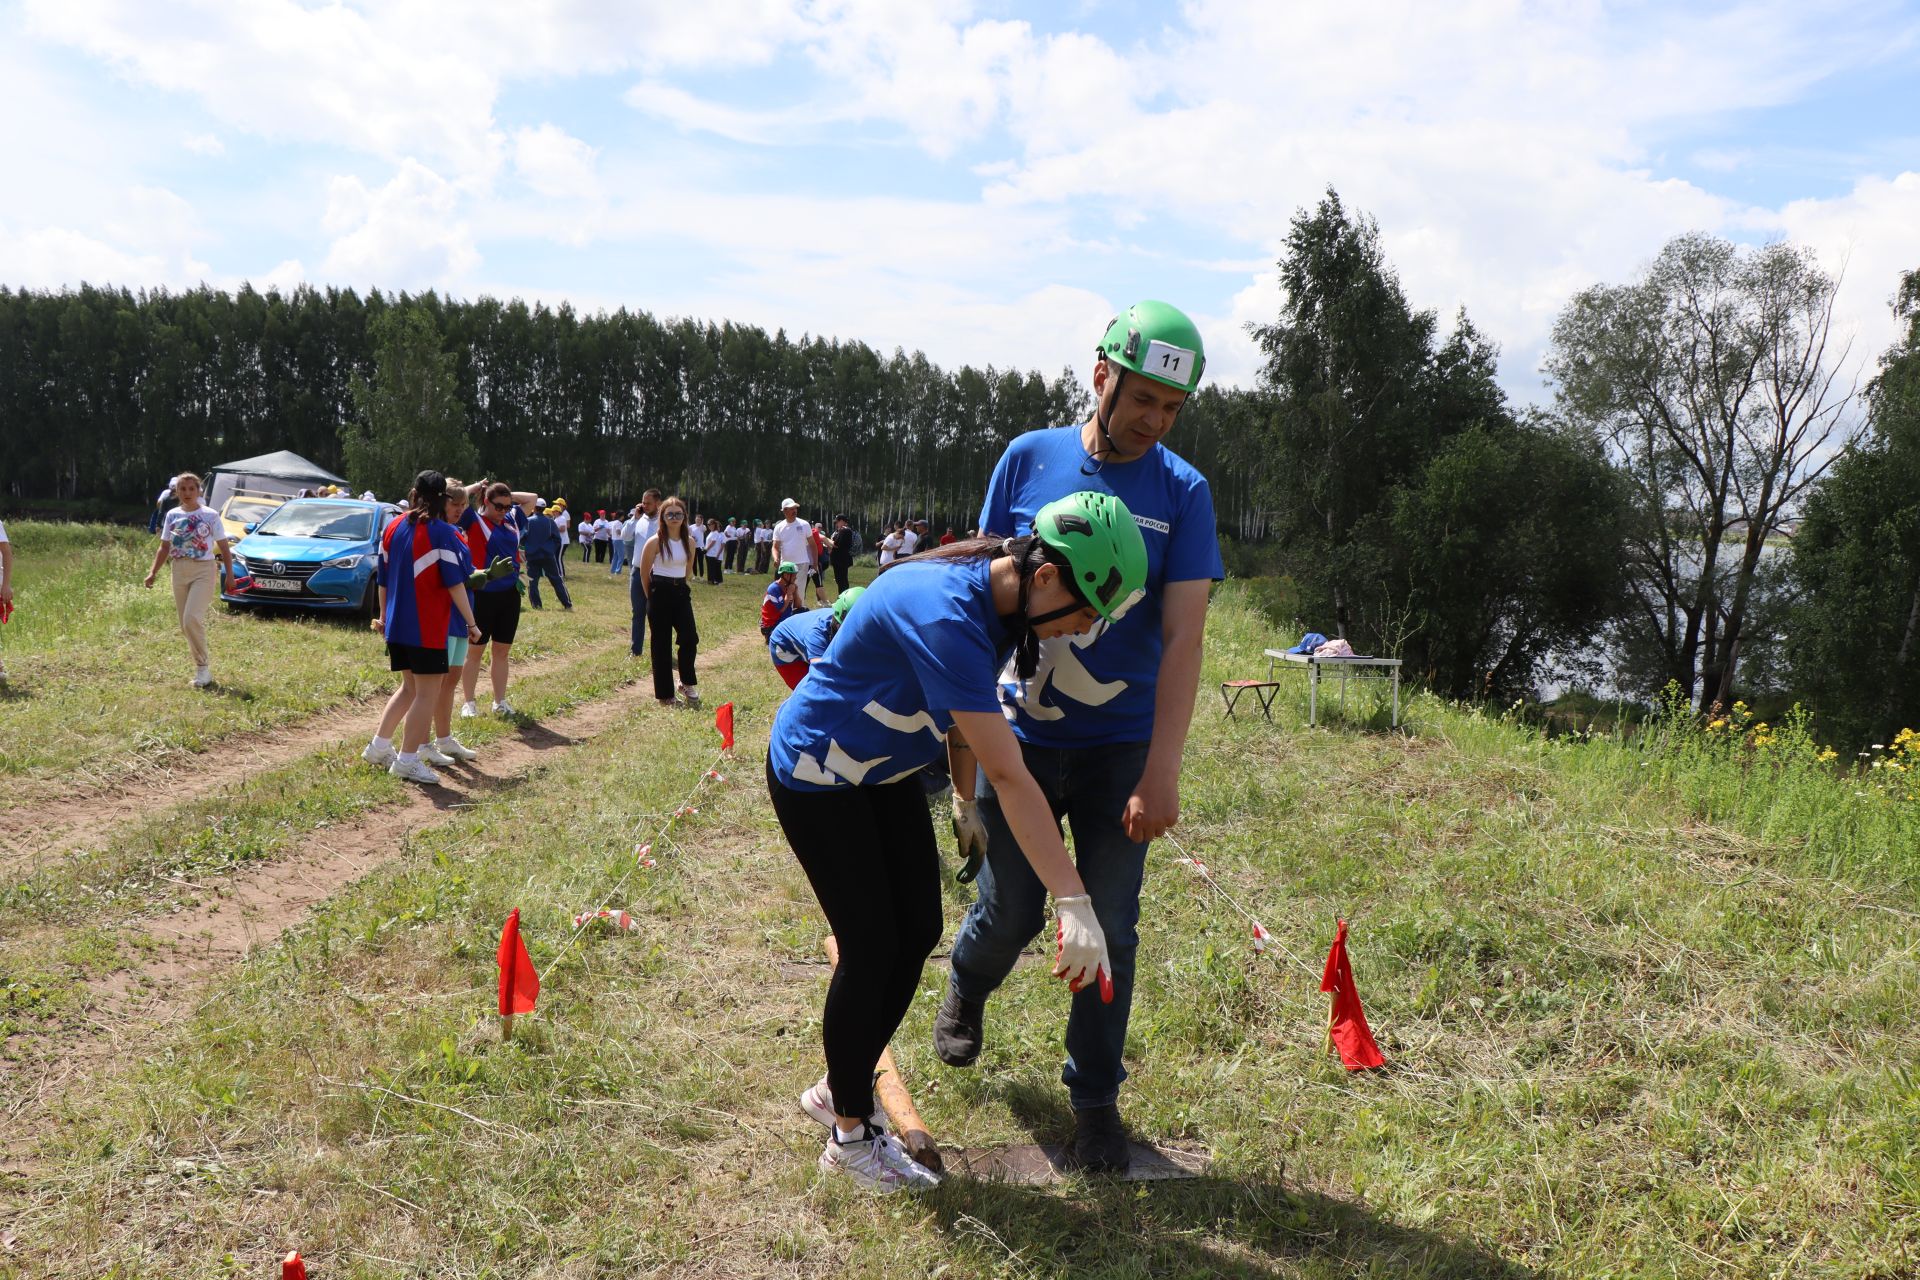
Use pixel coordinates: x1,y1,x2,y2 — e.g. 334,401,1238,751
1319,919,1385,1070
283,1251,308,1280
715,701,735,752
497,908,538,1017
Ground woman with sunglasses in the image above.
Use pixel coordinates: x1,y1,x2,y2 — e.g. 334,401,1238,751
766,491,1147,1193
635,495,701,707
457,481,527,718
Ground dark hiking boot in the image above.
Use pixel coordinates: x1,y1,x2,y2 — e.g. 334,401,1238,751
932,988,985,1066
1068,1103,1132,1174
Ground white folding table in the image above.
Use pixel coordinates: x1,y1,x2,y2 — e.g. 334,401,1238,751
1264,649,1403,728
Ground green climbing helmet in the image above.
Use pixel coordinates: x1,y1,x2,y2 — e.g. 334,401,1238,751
777,561,797,576
1034,491,1149,623
1096,300,1206,393
830,586,865,627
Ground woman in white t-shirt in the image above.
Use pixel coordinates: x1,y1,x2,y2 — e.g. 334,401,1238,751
702,520,726,586
879,523,902,567
0,516,13,687
142,472,236,688
637,496,700,707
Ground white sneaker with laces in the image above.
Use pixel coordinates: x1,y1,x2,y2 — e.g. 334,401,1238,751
361,740,397,770
818,1124,939,1193
417,741,455,767
678,684,700,707
437,736,479,762
389,756,441,786
459,700,479,718
191,666,213,688
799,1077,886,1134
491,699,517,716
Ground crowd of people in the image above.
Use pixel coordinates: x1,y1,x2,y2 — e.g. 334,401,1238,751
5,297,1221,1204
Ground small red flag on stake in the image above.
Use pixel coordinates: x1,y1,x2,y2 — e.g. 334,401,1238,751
1319,919,1385,1070
283,1251,307,1280
497,907,538,1039
715,701,735,752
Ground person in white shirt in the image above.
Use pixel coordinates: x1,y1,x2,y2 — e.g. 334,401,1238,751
702,520,726,586
628,489,661,657
753,519,774,575
899,521,921,558
0,516,13,687
609,514,630,575
720,519,739,574
635,495,699,706
879,523,902,566
552,502,572,567
771,500,816,589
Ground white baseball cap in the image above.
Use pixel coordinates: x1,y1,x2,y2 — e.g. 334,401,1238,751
781,497,798,509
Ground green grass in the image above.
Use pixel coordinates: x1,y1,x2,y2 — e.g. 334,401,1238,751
3,574,1919,1277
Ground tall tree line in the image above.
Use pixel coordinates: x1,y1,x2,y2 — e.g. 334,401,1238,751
0,283,1124,532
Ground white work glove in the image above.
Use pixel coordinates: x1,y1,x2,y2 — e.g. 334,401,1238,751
951,795,988,883
1052,894,1114,1003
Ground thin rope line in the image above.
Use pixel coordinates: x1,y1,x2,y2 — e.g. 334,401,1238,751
539,749,726,981
1162,833,1321,981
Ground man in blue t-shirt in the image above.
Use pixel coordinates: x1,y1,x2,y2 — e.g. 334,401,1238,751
938,300,1223,1173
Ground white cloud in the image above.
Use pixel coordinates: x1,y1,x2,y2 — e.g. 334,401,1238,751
183,132,224,156
1761,171,1920,375
512,124,601,202
320,160,479,287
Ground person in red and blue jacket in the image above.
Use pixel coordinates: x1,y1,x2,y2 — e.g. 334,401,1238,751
362,470,481,786
458,481,527,718
761,561,802,638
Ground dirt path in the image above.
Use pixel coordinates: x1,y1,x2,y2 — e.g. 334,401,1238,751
0,630,760,1177
0,633,615,877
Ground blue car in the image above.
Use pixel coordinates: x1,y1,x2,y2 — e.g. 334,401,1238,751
223,497,399,617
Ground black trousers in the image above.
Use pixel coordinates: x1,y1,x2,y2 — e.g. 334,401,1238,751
646,577,698,699
755,542,771,574
707,554,724,586
766,755,942,1123
832,561,850,592
594,540,609,563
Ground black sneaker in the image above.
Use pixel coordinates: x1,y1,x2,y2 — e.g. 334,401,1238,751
932,987,985,1066
1068,1103,1132,1174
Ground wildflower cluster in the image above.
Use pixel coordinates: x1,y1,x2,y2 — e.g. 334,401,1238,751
1859,728,1920,804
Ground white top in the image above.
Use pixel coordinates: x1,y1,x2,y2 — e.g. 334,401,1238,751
899,528,920,556
554,510,571,544
754,526,773,544
0,519,9,544
610,518,627,540
161,507,231,561
879,532,901,565
723,523,738,542
772,517,814,569
593,519,613,540
632,513,658,547
648,535,691,578
704,530,725,556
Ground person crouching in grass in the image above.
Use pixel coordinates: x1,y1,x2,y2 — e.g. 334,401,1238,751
761,561,802,639
142,472,235,689
364,471,482,787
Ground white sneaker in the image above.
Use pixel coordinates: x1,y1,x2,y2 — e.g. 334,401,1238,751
459,701,479,718
361,740,397,770
191,666,213,688
437,736,479,762
491,699,517,716
678,684,699,707
417,741,455,767
818,1125,941,1194
388,756,441,786
800,1077,886,1134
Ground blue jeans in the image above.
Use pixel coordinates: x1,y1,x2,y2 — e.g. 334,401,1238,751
609,539,626,574
526,555,571,609
948,739,1151,1110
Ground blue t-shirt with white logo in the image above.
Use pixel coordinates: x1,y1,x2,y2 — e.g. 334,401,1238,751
769,608,834,668
769,558,1011,791
979,424,1223,747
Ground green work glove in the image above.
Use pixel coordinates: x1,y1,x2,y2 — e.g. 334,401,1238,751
466,555,514,590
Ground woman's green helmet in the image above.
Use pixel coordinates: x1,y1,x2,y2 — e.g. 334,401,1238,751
1097,300,1206,393
1034,492,1149,623
830,586,865,626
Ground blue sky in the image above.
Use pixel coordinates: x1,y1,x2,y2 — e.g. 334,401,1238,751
3,0,1917,404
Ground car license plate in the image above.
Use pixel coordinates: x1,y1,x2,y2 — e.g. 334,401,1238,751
254,577,303,592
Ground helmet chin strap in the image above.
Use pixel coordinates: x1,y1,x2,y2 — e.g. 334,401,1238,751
1080,368,1126,476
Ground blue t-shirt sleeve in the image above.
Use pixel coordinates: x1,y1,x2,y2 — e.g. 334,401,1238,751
1166,473,1225,582
430,521,469,587
978,444,1018,538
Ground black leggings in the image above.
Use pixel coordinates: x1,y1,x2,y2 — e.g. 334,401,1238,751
767,756,942,1123
646,577,698,699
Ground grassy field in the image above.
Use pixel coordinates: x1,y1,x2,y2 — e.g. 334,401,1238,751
1,521,1917,1278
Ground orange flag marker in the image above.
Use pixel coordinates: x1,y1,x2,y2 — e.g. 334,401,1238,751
1319,919,1385,1070
715,701,735,752
282,1251,307,1280
497,907,538,1040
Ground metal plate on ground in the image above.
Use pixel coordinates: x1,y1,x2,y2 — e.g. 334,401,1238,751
947,1142,1210,1185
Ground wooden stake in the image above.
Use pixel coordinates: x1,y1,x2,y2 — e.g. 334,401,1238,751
824,935,943,1172
500,1012,515,1042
